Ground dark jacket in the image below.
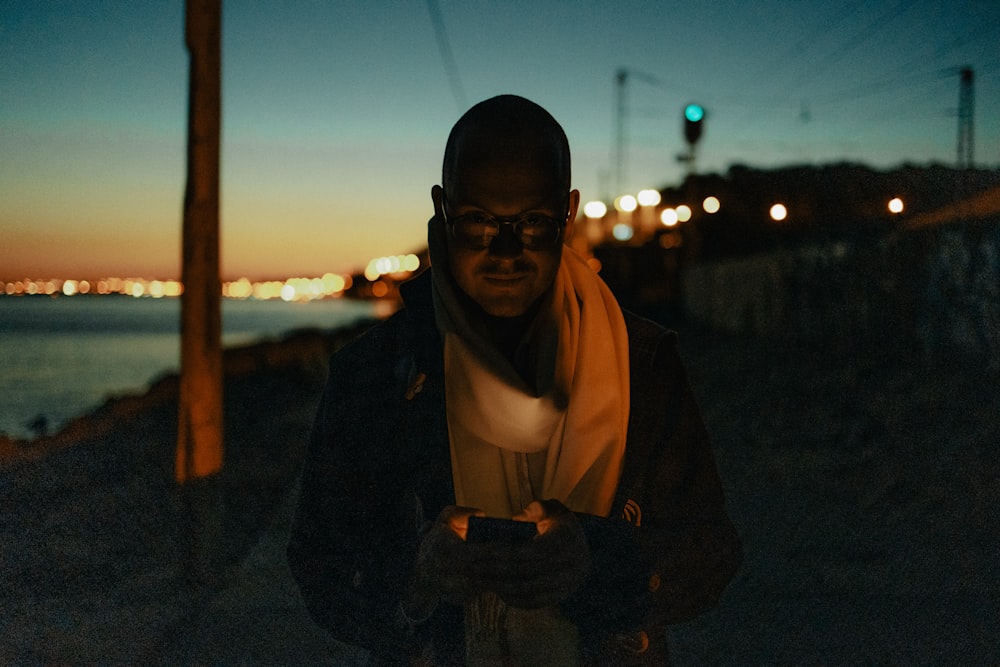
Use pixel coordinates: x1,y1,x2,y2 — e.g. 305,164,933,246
288,269,741,664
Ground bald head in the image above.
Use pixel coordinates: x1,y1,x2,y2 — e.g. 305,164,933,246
442,95,571,195
432,95,579,319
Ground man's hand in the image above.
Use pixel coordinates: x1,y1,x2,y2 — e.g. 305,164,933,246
501,499,591,608
404,505,485,615
405,501,591,616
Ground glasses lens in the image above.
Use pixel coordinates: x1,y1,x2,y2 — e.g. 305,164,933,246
449,214,562,250
517,216,561,249
450,214,495,249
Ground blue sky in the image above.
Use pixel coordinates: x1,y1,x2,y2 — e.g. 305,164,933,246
2,0,998,280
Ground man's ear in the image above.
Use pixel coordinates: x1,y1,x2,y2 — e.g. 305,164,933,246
563,188,580,242
431,185,444,219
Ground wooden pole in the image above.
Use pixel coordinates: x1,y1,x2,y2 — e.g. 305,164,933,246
178,0,223,484
177,0,223,593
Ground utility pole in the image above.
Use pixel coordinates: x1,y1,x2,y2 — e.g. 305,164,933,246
613,67,667,199
178,0,223,587
615,68,627,198
957,66,974,169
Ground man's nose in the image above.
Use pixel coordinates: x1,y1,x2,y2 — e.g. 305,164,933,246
488,223,522,257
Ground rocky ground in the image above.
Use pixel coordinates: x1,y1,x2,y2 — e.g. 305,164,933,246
669,328,999,664
1,320,997,664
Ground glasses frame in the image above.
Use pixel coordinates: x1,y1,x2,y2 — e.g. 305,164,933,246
441,194,570,251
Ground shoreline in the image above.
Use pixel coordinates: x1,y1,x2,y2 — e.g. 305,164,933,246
0,319,380,468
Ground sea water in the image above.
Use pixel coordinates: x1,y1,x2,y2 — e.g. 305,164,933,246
0,295,380,439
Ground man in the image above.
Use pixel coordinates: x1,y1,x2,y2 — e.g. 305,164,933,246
288,95,741,665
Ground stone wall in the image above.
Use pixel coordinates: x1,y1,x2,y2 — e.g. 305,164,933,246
682,219,1000,367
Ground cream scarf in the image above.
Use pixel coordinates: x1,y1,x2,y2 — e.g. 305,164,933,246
429,220,630,518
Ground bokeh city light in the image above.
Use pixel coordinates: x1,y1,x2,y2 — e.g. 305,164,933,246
612,223,634,241
637,189,662,207
614,195,638,213
583,201,608,219
2,253,422,302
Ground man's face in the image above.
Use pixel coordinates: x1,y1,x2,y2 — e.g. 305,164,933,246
433,155,579,318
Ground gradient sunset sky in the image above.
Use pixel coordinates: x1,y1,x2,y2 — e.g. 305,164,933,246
2,1,998,281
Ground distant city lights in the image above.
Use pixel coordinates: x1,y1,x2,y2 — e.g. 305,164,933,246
3,277,185,298
637,189,662,207
888,197,904,214
364,253,421,282
614,194,638,213
583,200,608,219
4,273,355,301
2,253,423,301
62,280,88,296
703,196,721,214
659,232,683,250
660,208,679,227
612,223,634,241
770,203,789,221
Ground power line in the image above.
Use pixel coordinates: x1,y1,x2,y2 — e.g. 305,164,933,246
782,0,919,99
836,19,1000,99
807,66,953,108
425,0,466,114
729,0,918,128
751,0,870,82
612,67,675,195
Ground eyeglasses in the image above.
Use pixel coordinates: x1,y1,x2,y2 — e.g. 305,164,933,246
442,198,568,251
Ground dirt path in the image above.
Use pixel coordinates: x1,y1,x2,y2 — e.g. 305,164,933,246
2,324,997,664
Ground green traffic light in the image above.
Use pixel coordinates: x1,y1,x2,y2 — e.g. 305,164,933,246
684,104,704,123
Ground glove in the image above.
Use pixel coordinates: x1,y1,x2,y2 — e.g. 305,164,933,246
498,499,591,609
403,501,591,616
403,505,486,615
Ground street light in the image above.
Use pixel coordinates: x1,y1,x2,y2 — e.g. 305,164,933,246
582,200,608,247
615,194,638,212
612,223,634,241
584,200,608,218
637,189,661,207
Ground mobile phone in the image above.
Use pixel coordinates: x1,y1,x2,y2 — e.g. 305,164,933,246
465,516,538,544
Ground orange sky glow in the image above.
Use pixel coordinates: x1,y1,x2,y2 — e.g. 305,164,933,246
2,2,997,282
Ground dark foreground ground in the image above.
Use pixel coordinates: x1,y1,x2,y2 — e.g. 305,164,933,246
1,321,998,665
